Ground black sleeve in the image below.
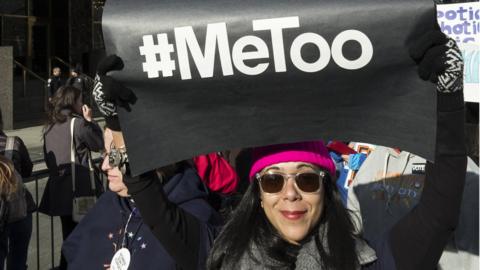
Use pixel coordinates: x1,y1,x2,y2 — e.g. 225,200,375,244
16,137,33,178
124,172,202,270
389,91,467,270
76,119,104,152
54,78,64,94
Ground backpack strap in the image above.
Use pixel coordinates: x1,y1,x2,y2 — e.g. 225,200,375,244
87,148,96,193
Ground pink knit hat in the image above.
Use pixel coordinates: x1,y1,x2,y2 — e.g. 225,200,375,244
249,140,336,180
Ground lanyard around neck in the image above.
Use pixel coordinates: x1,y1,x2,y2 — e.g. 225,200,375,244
121,208,143,249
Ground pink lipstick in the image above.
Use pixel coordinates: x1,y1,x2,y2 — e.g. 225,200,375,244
280,210,307,220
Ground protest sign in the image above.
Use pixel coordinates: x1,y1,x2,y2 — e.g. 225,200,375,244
438,1,480,103
102,0,438,175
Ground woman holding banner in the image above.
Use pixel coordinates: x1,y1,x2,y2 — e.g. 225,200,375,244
93,54,224,269
93,26,466,269
62,128,222,269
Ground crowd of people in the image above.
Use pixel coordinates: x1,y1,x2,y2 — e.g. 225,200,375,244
0,15,477,270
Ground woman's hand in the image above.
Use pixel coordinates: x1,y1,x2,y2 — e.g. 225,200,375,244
408,30,463,93
82,104,93,122
93,55,137,131
93,55,137,117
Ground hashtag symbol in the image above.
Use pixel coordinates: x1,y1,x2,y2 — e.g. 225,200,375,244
139,34,176,78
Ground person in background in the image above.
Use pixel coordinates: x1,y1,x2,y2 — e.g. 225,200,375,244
47,67,64,101
38,86,103,270
66,65,84,91
0,156,16,227
348,145,479,269
63,127,222,269
327,140,367,205
0,109,33,183
0,157,18,237
0,108,34,270
193,152,239,214
66,64,92,106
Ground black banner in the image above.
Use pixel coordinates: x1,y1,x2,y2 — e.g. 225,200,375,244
102,0,438,176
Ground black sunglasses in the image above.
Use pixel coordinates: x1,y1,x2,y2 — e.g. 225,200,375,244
256,170,327,193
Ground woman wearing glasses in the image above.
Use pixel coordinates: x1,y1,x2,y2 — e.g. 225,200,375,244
204,33,466,269
62,128,222,269
121,81,465,269
208,141,373,269
93,25,466,268
126,114,465,270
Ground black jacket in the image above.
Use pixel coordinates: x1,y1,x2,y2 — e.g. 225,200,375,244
47,76,64,97
0,132,36,213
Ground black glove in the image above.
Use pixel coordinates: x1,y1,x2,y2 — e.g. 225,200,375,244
93,55,138,129
408,30,463,93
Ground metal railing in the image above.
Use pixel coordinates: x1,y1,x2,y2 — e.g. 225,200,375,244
25,157,105,270
13,60,48,98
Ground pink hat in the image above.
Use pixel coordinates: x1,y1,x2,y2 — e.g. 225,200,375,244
249,140,336,180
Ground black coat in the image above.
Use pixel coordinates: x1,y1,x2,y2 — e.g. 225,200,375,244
47,76,64,97
39,111,104,216
0,132,36,213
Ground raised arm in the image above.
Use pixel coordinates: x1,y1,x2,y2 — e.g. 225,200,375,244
93,55,210,269
389,31,467,269
124,170,208,270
